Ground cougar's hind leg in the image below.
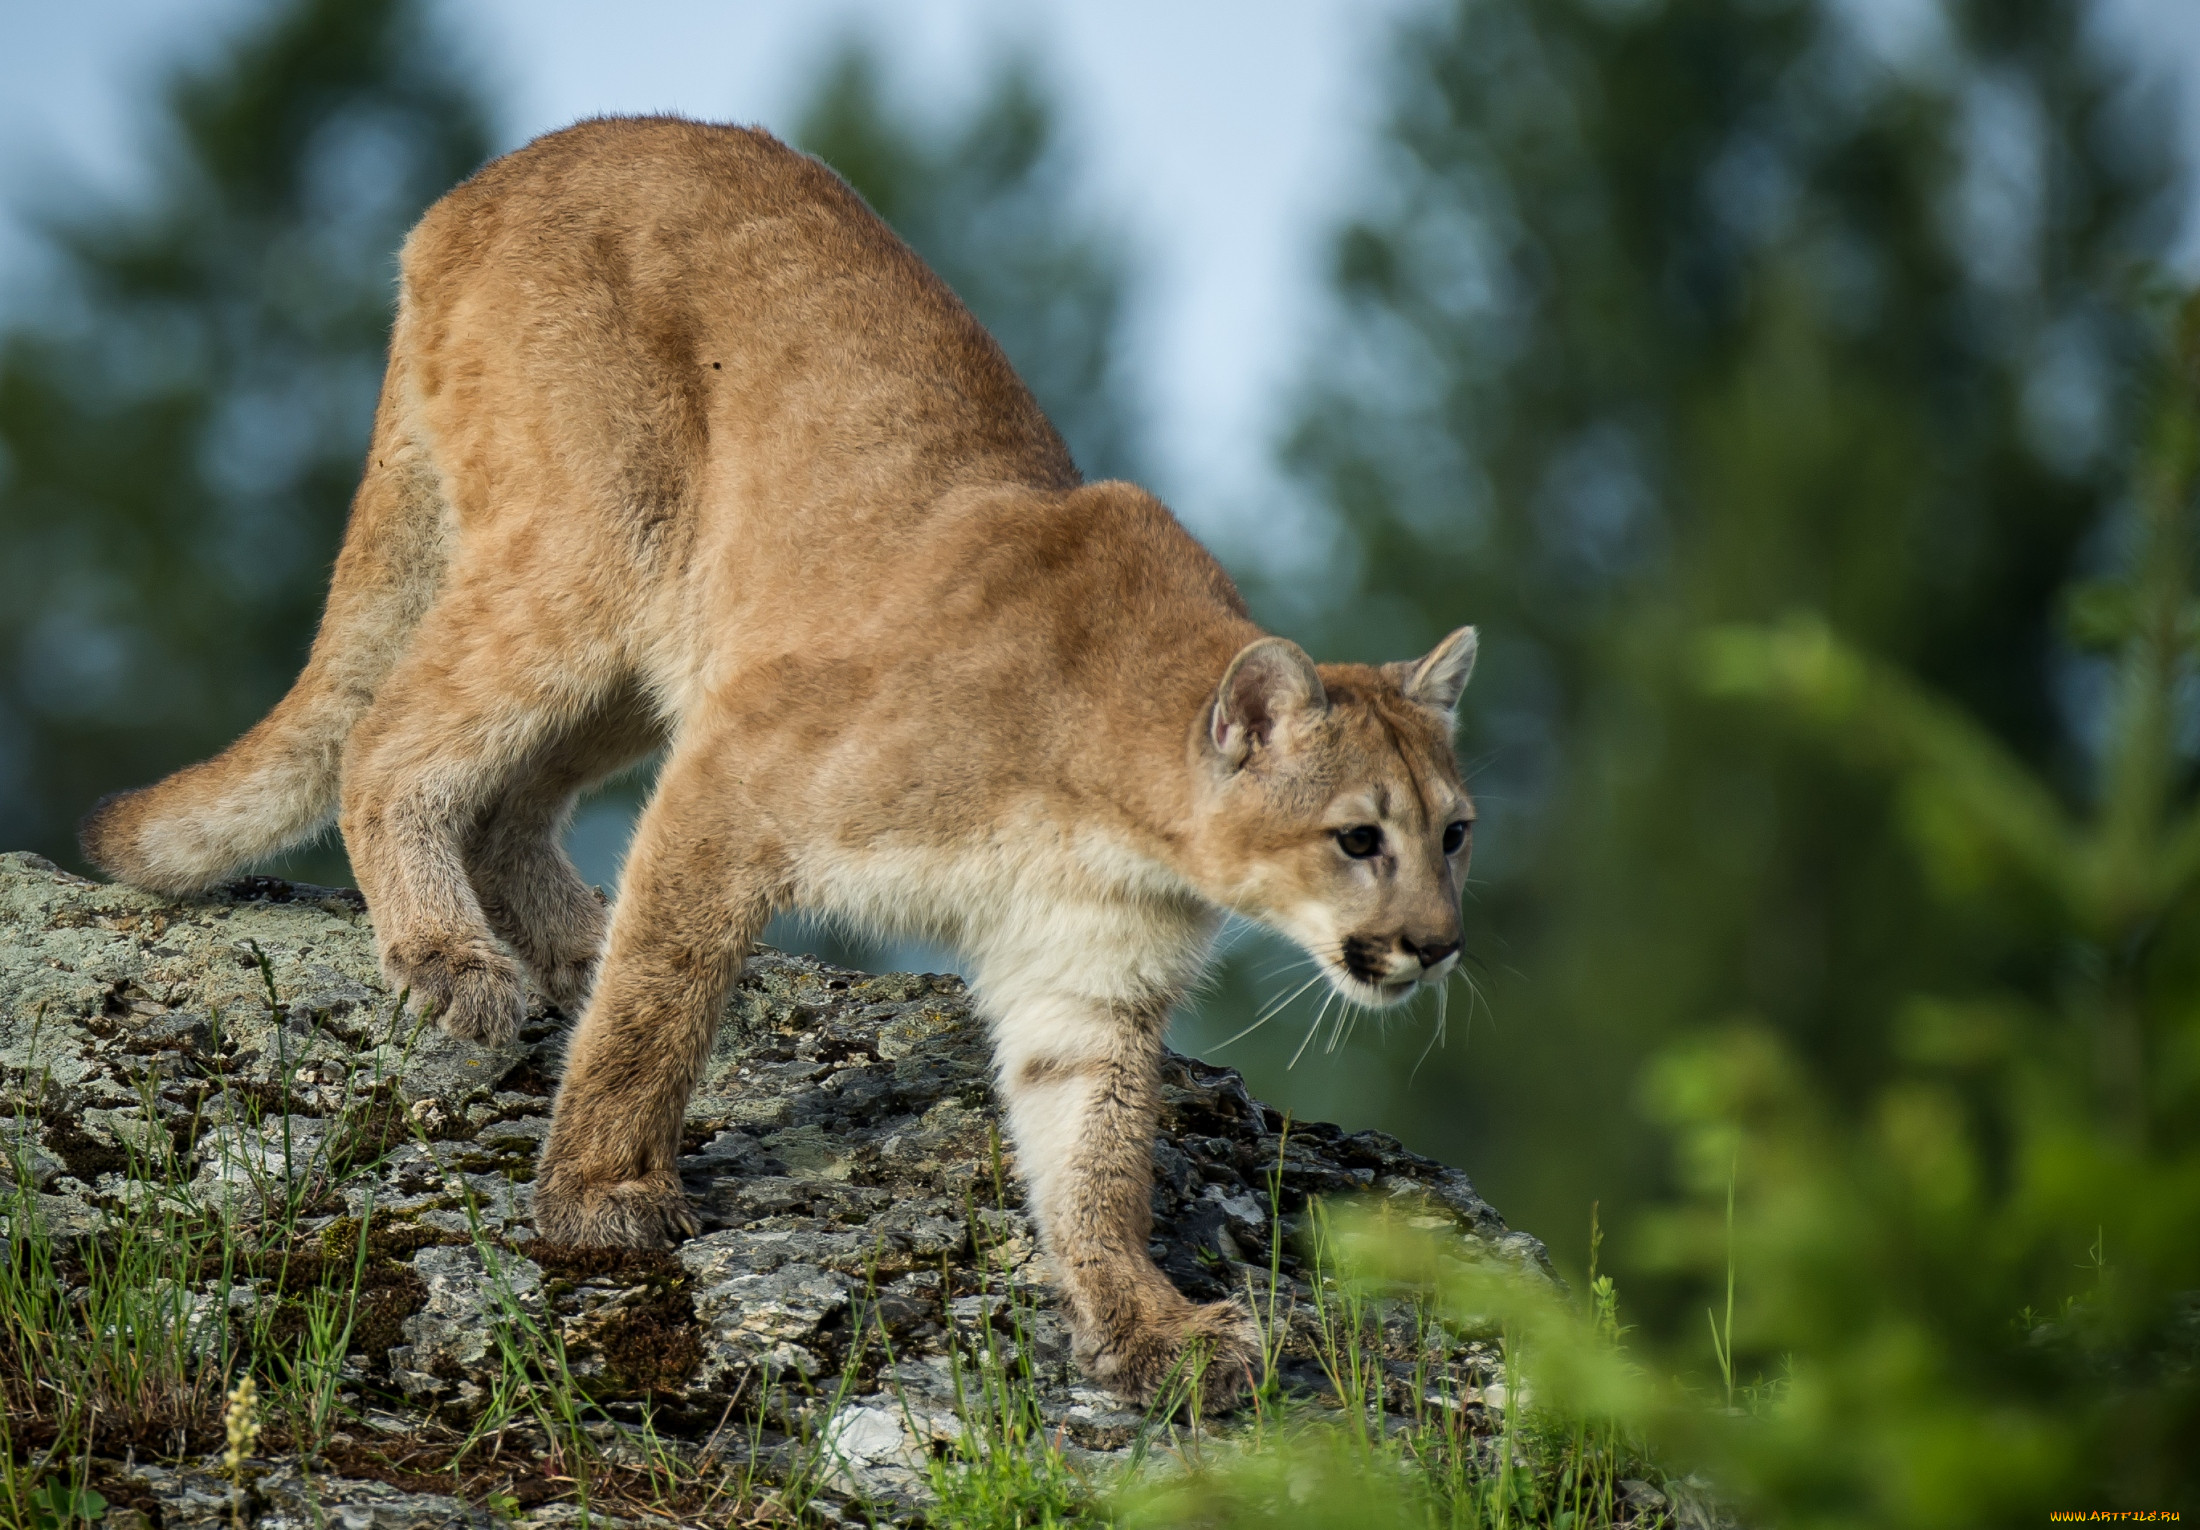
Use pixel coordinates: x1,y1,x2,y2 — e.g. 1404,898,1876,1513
340,574,623,1047
535,734,774,1247
463,687,664,1016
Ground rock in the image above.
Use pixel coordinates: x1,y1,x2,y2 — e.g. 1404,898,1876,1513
1,1115,64,1190
0,850,1551,1524
129,1460,496,1529
388,1243,546,1404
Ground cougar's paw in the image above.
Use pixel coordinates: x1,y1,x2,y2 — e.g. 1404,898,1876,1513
1082,1297,1263,1409
385,940,525,1047
487,892,606,1016
532,950,600,1018
532,1168,699,1249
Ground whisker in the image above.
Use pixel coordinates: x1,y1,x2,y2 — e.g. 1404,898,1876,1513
1256,970,1330,1023
1215,970,1330,1050
1329,995,1361,1054
1412,983,1446,1080
1451,967,1491,1043
1211,918,1265,958
1291,990,1337,1069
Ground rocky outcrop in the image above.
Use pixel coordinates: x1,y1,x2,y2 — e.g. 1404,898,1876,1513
0,850,1548,1525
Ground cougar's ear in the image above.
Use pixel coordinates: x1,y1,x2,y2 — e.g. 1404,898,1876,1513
1211,637,1328,769
1393,626,1478,717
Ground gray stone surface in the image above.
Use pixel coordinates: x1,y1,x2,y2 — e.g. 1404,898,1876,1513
0,850,1548,1524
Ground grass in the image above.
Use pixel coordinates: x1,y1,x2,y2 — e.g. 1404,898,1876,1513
1108,1146,1677,1530
2,973,1691,1530
0,980,843,1527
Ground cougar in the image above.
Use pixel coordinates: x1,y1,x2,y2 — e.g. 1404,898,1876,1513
80,116,1478,1403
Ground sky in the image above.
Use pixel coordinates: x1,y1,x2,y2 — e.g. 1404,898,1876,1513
7,0,2194,537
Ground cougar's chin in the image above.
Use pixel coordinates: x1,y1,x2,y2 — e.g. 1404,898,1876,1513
1328,965,1422,1010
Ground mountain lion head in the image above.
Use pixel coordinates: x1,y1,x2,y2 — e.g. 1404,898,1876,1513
1192,626,1478,1008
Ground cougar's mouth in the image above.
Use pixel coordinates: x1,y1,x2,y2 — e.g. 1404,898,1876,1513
1333,934,1419,1005
1324,961,1423,1009
1368,973,1423,1007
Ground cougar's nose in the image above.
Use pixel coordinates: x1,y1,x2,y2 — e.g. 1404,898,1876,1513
1402,935,1460,969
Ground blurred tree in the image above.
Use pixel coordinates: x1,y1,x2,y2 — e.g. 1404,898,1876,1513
0,0,492,880
1639,297,2200,1518
795,43,1144,484
1197,0,2183,1299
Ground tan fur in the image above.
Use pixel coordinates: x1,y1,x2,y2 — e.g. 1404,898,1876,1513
79,117,1479,1405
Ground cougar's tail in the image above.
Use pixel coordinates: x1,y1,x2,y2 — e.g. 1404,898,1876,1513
80,381,449,894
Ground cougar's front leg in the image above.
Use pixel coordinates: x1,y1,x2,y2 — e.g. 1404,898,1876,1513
534,747,771,1248
993,998,1259,1405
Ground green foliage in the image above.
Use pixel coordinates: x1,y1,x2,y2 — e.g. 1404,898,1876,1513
0,0,491,876
21,1480,105,1530
18,1488,105,1530
906,1181,1092,1528
1632,301,2200,1522
3,1095,247,1460
1118,1201,1670,1530
1198,0,2181,1336
1185,0,2198,1518
1278,298,2200,1528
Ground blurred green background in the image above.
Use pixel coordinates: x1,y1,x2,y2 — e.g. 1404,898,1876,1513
2,0,2196,1517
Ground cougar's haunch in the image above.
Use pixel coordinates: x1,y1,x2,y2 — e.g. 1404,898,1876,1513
82,117,1481,1406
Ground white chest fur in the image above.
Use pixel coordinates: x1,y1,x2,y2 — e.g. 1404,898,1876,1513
790,810,1219,1017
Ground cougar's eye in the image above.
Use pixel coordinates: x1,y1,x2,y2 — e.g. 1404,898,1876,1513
1336,825,1383,859
1443,819,1472,855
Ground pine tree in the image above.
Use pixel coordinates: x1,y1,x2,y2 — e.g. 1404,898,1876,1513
1640,289,2200,1524
0,0,492,876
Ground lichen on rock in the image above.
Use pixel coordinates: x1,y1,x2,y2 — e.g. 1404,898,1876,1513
0,849,1550,1522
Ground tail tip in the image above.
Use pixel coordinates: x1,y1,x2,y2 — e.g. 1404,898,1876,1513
78,784,226,895
78,786,146,880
